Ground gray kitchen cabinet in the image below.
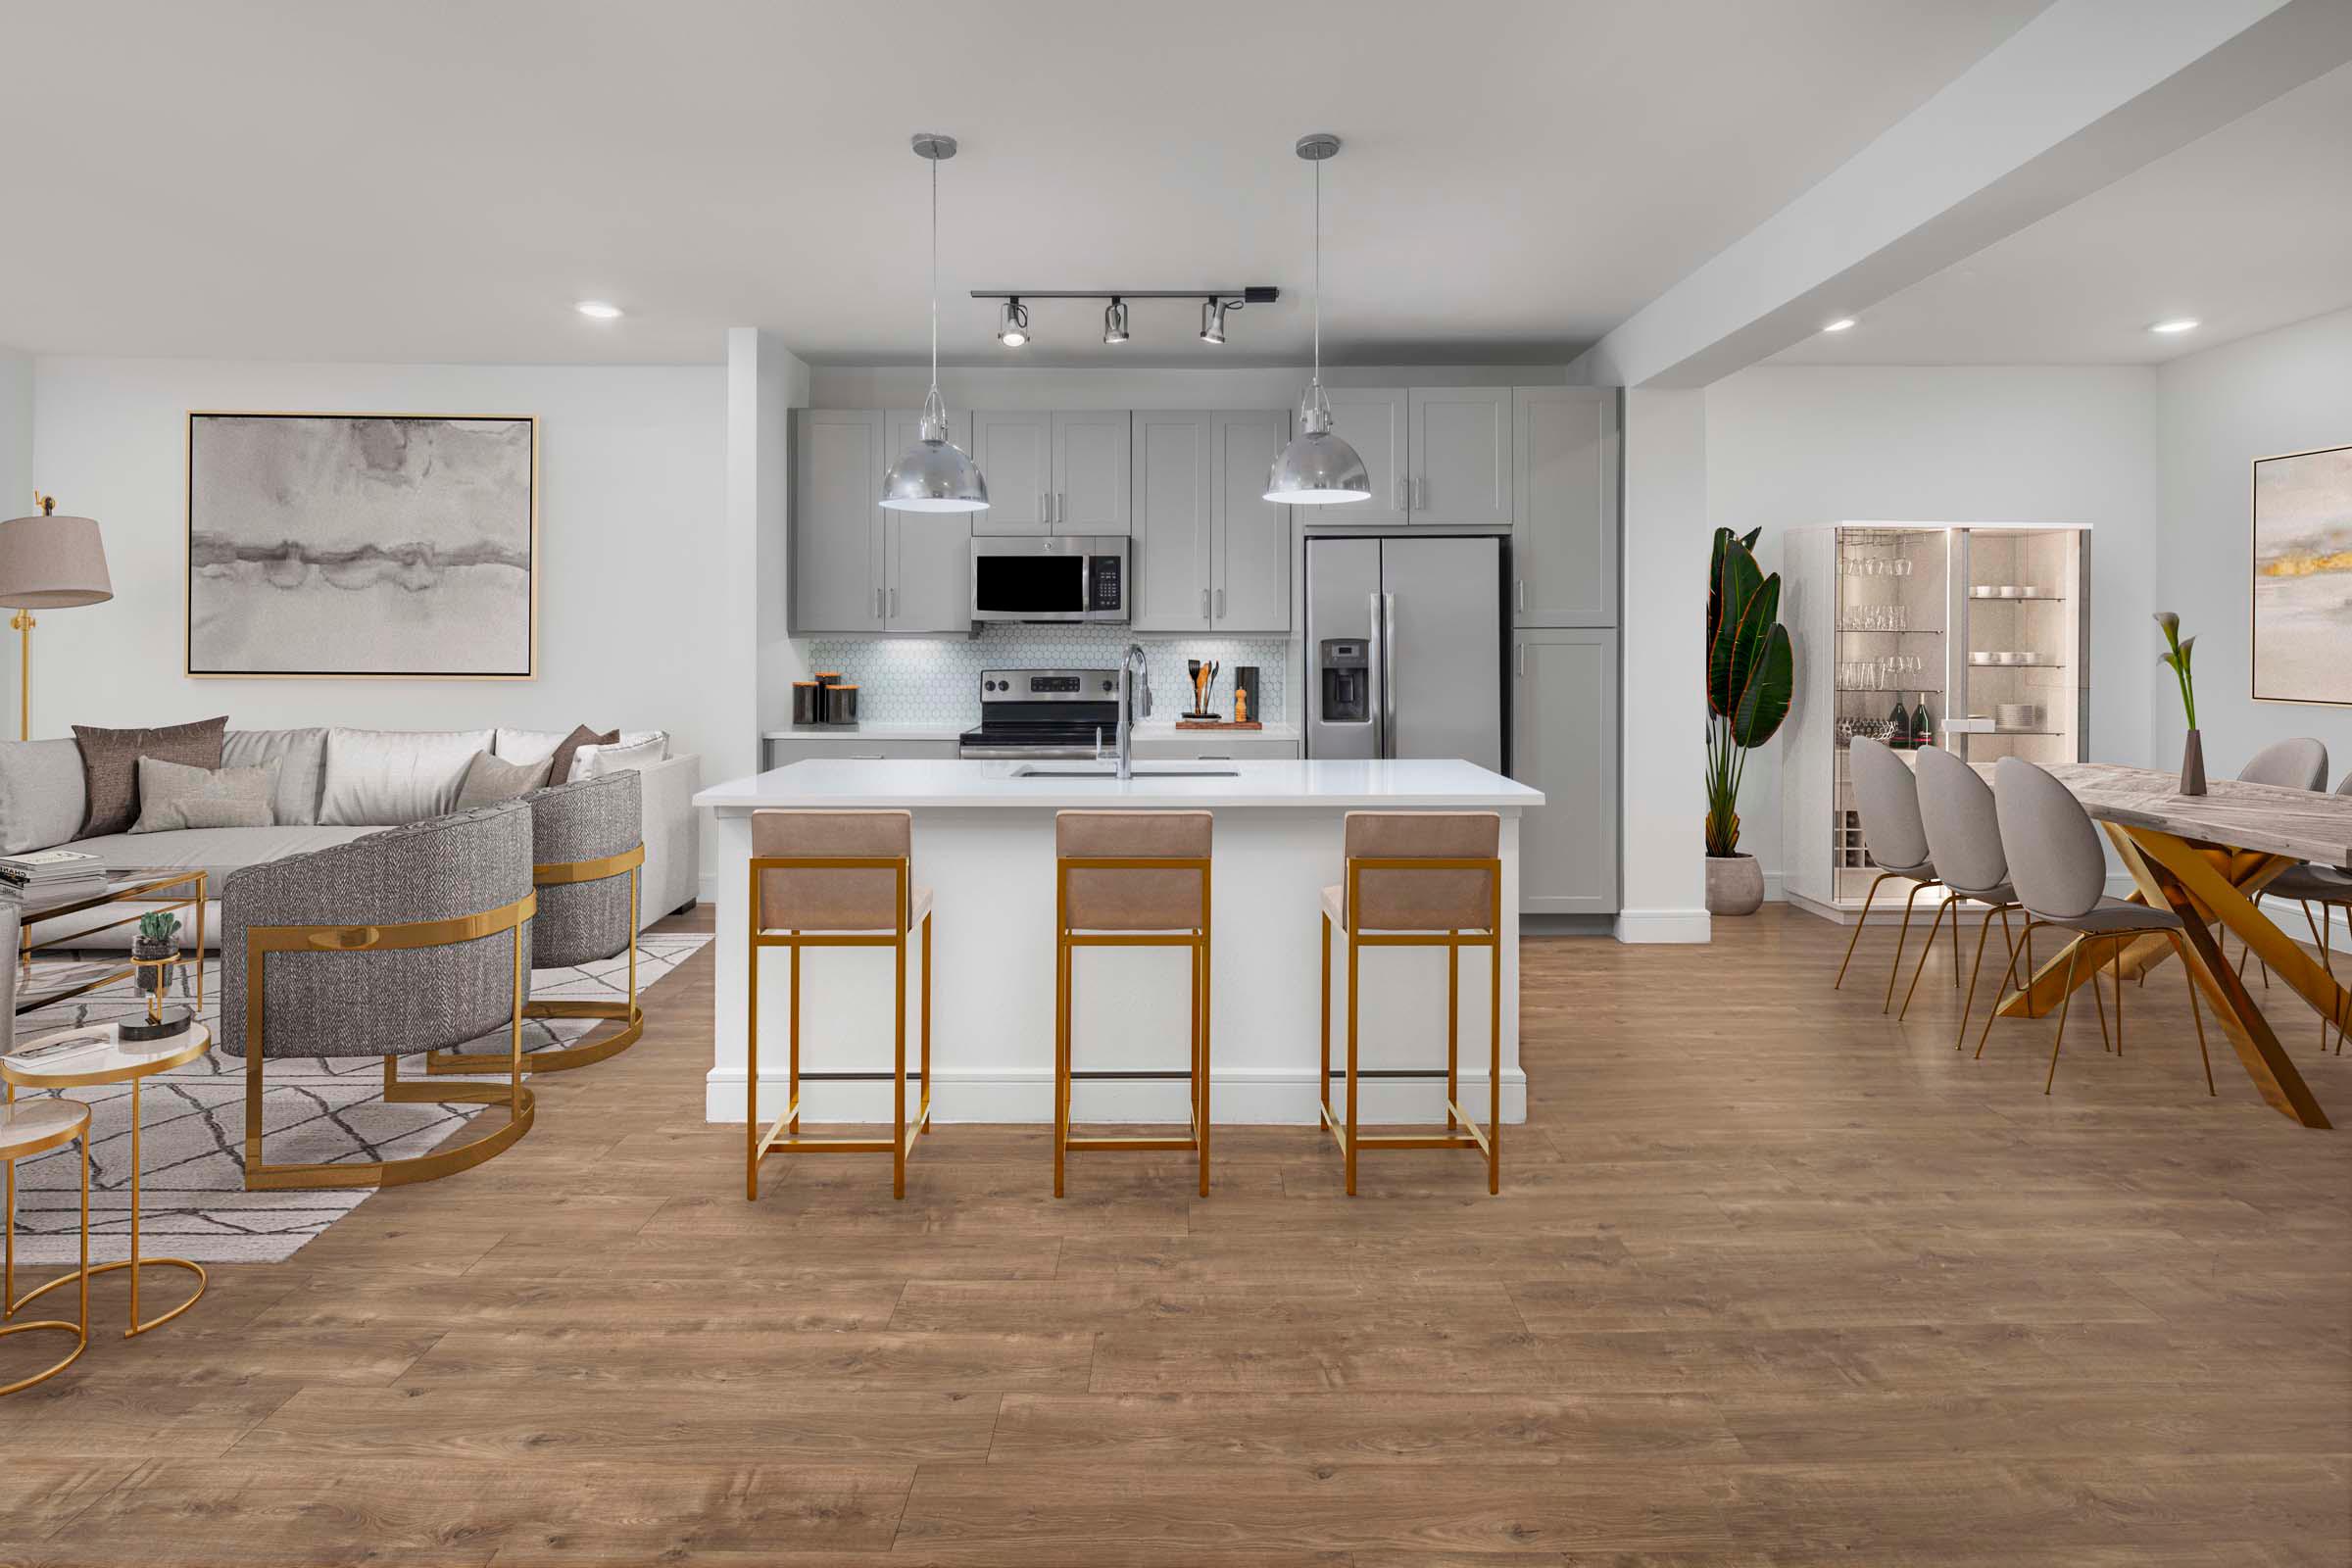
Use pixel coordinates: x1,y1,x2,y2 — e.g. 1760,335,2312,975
970,410,1052,534
1053,410,1131,534
1512,387,1617,627
765,735,960,768
1319,386,1408,523
1408,386,1515,526
792,408,885,633
884,407,976,632
1130,410,1293,635
1513,628,1619,914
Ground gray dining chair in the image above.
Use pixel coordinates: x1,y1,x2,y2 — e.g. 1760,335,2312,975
2228,739,2332,988
2248,769,2352,1053
1983,758,2212,1097
1902,746,2030,1047
1835,736,1955,1010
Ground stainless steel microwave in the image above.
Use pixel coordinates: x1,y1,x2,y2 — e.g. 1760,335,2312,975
969,535,1128,623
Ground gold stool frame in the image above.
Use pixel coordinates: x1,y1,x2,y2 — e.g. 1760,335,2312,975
427,845,645,1076
241,894,538,1191
1320,856,1503,1197
1,1100,88,1396
745,856,932,1201
1054,854,1213,1200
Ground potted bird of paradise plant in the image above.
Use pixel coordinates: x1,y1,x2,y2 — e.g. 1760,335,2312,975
2155,612,2205,795
1705,526,1794,913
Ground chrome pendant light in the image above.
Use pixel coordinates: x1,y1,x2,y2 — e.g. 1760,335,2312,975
882,132,990,514
1266,133,1370,505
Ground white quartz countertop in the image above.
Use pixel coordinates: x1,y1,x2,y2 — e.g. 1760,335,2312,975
697,758,1541,811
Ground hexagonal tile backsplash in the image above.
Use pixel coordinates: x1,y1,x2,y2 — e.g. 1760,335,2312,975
800,629,1289,729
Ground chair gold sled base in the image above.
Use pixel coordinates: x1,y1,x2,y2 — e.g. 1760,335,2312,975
423,851,644,1078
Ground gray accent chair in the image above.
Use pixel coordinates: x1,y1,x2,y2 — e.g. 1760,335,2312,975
1835,736,1952,1009
2245,769,2352,1053
1984,758,2212,1097
1905,746,2029,1044
425,771,647,1077
222,800,538,1190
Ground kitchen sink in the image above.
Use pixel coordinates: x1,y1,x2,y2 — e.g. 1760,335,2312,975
1012,762,1240,779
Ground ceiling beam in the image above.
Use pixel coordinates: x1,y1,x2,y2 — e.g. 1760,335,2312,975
1572,0,2352,389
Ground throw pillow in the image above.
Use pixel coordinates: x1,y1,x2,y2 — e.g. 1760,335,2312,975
454,750,552,808
546,725,618,789
318,727,494,826
0,739,88,854
73,716,228,837
131,755,279,833
575,734,666,779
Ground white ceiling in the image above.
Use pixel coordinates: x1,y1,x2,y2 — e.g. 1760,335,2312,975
1771,60,2352,367
0,0,2049,368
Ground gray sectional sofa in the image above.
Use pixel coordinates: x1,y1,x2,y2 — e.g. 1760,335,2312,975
1,725,701,951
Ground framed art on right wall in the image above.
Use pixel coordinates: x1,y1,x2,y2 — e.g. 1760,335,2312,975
2252,441,2352,707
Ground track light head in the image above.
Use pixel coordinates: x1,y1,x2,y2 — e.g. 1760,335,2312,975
998,298,1030,348
1199,297,1231,345
1102,298,1130,345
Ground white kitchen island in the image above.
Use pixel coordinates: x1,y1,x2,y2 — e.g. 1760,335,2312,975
694,759,1543,1127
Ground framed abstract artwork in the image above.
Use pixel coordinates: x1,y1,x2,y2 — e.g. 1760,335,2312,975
2251,442,2352,708
186,412,538,678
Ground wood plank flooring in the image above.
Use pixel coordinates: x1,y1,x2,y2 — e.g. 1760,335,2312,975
2,904,2346,1565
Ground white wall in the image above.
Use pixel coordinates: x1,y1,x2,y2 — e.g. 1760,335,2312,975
0,346,31,718
1704,365,2162,895
27,354,731,796
2153,308,2352,777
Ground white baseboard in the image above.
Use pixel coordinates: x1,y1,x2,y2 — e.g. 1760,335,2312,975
699,871,721,906
705,1065,1528,1126
1763,871,1786,903
1613,907,1711,944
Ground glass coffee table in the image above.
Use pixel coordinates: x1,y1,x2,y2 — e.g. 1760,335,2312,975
12,868,206,1016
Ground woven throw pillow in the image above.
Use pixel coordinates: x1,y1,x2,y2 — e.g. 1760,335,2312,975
454,750,552,808
131,755,279,832
74,716,228,837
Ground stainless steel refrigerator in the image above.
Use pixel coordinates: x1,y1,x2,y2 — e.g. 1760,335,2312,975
1304,535,1508,771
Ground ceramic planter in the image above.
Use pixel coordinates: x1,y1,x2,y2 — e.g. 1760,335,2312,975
1705,854,1766,916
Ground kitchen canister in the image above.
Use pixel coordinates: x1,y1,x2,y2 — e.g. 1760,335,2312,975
792,681,824,725
825,683,860,725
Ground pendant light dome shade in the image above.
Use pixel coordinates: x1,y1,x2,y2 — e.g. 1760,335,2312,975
882,131,989,514
1267,132,1370,506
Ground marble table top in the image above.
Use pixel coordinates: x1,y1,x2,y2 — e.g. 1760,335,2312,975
2041,762,2352,866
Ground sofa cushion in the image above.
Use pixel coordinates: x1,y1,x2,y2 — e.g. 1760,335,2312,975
72,715,228,836
319,726,492,826
72,824,385,886
223,727,327,826
0,738,87,854
497,726,665,781
133,756,279,832
576,734,667,780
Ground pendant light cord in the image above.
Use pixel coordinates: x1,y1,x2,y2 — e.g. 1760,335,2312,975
929,153,940,392
1311,153,1322,388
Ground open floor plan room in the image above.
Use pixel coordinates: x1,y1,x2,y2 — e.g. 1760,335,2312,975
3,2,2350,1562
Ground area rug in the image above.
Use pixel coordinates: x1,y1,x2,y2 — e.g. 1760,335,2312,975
4,933,710,1265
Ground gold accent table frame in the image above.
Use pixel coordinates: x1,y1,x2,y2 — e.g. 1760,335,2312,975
5,1022,215,1337
14,869,206,1017
0,1098,88,1396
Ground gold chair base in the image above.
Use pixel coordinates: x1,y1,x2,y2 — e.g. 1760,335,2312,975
245,1067,536,1191
10,1255,205,1339
423,999,645,1076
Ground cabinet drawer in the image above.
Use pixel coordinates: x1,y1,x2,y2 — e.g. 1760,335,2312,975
764,737,960,767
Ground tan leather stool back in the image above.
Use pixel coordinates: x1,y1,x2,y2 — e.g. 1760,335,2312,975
1057,810,1213,931
753,809,912,931
1344,811,1500,932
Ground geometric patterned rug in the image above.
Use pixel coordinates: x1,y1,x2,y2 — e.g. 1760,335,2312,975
4,933,710,1266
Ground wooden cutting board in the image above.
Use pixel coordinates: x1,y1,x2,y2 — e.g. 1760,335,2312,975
1175,720,1263,731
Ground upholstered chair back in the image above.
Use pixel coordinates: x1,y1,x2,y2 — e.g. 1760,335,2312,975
754,809,913,932
221,800,534,1059
526,771,641,968
1057,810,1213,932
1342,811,1500,932
1914,746,2007,898
2238,738,2329,792
1993,757,2105,921
1848,737,1931,873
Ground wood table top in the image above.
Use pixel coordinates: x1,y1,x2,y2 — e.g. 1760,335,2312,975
2039,761,2352,865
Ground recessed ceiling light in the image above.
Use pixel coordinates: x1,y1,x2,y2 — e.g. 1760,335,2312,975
2150,318,2199,334
574,300,623,319
1821,318,1857,333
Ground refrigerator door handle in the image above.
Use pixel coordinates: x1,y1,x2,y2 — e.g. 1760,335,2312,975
1366,589,1387,758
1381,591,1398,758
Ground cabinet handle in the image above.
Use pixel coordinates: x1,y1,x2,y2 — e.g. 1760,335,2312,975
1394,477,1407,513
1516,642,1526,678
1215,587,1225,619
1516,579,1526,613
1200,588,1210,619
888,586,898,618
874,588,883,618
1056,490,1066,526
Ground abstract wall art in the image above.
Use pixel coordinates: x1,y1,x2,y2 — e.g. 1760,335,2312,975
186,413,538,678
2251,442,2352,707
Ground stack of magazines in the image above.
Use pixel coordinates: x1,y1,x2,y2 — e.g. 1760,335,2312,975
0,849,109,903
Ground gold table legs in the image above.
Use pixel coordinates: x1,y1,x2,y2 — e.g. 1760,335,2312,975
1,1102,89,1396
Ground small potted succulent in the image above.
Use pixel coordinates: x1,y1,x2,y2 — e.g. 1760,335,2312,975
132,910,182,999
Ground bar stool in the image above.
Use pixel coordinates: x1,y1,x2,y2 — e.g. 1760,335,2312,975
1319,811,1503,1197
746,809,933,1200
1054,810,1212,1199
3,1097,90,1396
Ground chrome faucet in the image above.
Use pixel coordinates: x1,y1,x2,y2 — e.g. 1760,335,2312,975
1114,643,1152,779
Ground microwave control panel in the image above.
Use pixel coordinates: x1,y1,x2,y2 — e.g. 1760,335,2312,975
1090,557,1122,611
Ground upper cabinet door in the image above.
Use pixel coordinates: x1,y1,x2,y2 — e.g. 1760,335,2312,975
1128,410,1213,633
884,407,975,634
1409,387,1514,526
1512,387,1617,627
970,410,1051,535
792,409,884,634
1053,410,1131,534
1320,386,1407,525
1211,409,1292,634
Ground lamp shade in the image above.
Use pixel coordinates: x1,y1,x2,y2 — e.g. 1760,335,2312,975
0,511,113,609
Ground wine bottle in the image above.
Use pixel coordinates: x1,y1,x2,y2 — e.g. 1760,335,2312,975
1912,693,1934,748
1888,693,1912,748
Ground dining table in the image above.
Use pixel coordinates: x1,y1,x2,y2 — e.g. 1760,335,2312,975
1989,762,2352,1129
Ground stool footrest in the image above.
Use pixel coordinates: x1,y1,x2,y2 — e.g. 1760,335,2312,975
1065,1135,1199,1152
758,1137,896,1155
1354,1134,1488,1151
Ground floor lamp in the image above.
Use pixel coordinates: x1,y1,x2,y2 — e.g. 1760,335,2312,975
0,496,113,741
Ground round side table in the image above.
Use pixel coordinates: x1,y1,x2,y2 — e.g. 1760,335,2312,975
4,1021,212,1338
1,1097,89,1395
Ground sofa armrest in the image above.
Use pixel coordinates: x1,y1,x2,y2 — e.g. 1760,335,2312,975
635,752,703,928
